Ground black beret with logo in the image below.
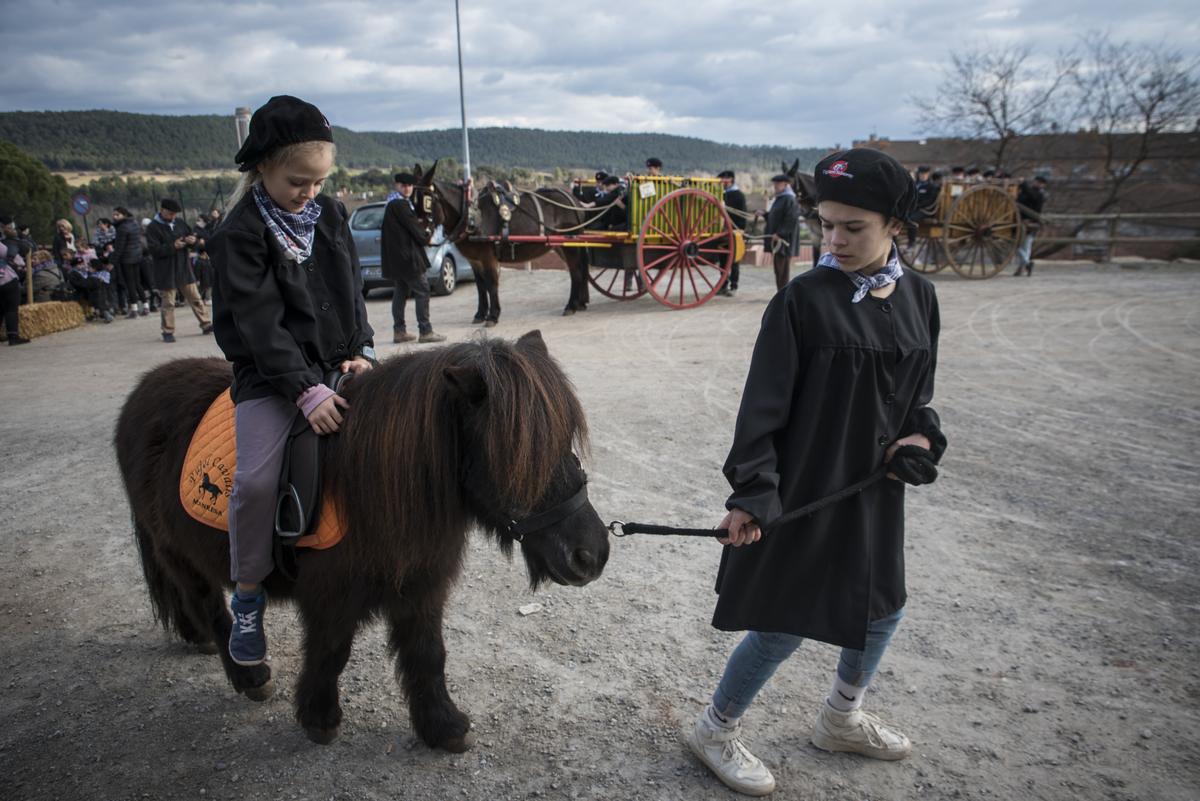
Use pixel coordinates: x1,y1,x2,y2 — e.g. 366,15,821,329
813,148,916,222
234,95,334,172
645,157,662,168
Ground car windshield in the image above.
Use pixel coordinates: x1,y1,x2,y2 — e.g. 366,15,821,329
350,206,385,231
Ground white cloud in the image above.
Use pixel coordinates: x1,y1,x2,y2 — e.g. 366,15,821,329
0,0,1196,147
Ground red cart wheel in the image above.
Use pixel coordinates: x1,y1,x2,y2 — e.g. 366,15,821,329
637,188,734,309
587,252,648,301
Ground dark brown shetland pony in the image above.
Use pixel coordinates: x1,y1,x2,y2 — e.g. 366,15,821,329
422,171,593,326
114,331,608,751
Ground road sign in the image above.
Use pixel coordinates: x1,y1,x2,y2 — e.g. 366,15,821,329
71,193,91,216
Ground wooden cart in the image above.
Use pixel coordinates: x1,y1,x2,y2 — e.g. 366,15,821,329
899,180,1023,279
574,175,746,309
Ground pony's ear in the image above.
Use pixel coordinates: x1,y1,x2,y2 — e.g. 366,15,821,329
443,365,487,404
516,329,548,356
781,160,788,174
426,159,440,183
414,163,424,180
791,158,800,174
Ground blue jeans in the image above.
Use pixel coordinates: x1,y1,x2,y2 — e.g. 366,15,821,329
711,607,905,720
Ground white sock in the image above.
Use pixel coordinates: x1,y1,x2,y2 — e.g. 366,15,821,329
828,675,867,713
706,704,738,730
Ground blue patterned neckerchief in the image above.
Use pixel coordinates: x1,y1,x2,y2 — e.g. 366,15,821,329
817,244,904,303
252,182,322,262
386,190,404,204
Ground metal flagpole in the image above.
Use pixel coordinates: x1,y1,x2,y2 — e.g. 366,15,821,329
454,0,471,184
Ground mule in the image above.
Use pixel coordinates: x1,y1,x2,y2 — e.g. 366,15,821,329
114,331,609,750
424,173,593,325
784,158,823,267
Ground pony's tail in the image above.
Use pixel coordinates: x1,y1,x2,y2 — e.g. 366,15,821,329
133,517,185,634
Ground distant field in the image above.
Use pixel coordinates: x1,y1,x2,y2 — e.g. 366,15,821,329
54,169,237,185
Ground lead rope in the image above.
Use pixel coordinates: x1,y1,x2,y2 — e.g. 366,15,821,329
608,467,887,538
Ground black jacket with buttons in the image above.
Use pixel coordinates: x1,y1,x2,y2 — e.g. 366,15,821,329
380,196,431,280
712,268,943,650
209,192,373,404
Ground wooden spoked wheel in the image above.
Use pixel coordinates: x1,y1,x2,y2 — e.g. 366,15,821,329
637,188,735,309
897,234,947,274
941,185,1023,279
587,256,647,301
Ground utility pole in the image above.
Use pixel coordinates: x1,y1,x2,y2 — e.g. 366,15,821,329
455,0,471,184
235,107,252,149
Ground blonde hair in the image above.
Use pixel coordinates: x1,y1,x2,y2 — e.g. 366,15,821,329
56,218,73,233
229,140,337,207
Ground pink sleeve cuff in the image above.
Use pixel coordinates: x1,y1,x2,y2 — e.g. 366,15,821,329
296,384,336,418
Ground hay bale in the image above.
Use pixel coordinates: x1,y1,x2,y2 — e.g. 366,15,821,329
2,301,87,340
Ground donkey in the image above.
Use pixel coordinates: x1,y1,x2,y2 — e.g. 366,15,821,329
115,332,609,751
784,158,823,267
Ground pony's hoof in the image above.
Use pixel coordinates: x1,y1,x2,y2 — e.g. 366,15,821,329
305,725,341,745
194,641,219,655
484,320,498,328
561,308,575,316
241,677,275,702
438,731,475,753
472,316,485,325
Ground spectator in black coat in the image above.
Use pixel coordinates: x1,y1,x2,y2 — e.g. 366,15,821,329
0,239,29,345
112,208,149,317
145,199,211,341
1014,175,1048,276
764,174,801,290
381,173,445,344
718,170,747,296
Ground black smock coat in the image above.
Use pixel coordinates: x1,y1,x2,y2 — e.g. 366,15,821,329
764,191,801,258
145,216,196,290
713,267,943,651
724,187,748,231
209,193,374,405
112,217,144,265
380,198,431,281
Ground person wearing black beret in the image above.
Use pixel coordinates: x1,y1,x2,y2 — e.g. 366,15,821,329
686,148,946,796
717,171,746,296
381,171,445,343
145,198,211,341
208,95,375,668
763,173,801,290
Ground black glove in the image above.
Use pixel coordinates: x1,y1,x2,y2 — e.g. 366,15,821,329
888,444,939,486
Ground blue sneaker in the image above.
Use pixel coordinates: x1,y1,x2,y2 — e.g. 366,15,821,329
229,590,268,666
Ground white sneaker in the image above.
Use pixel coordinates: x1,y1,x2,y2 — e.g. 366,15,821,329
685,707,776,796
811,700,912,760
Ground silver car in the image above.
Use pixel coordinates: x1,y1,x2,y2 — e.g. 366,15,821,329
349,201,473,297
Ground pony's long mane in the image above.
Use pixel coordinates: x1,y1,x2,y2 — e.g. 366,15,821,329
327,336,588,578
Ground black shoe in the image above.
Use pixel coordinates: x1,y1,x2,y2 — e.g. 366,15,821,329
162,332,176,343
8,334,31,346
201,323,213,335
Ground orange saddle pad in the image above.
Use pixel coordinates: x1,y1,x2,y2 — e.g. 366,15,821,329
180,388,344,549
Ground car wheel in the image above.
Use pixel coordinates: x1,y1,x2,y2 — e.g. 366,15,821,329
432,255,456,296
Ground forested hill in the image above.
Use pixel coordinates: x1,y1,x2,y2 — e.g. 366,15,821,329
0,110,825,174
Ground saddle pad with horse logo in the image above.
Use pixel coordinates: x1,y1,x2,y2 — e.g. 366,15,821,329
180,389,344,549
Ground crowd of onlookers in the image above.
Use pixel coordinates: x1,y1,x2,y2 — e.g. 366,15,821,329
0,203,224,345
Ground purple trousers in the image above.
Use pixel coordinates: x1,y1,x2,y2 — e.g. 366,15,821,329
228,394,296,583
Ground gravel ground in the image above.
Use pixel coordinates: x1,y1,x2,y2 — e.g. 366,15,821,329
1,260,1197,801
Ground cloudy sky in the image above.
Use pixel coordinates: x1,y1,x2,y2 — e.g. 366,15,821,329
1,0,1195,147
